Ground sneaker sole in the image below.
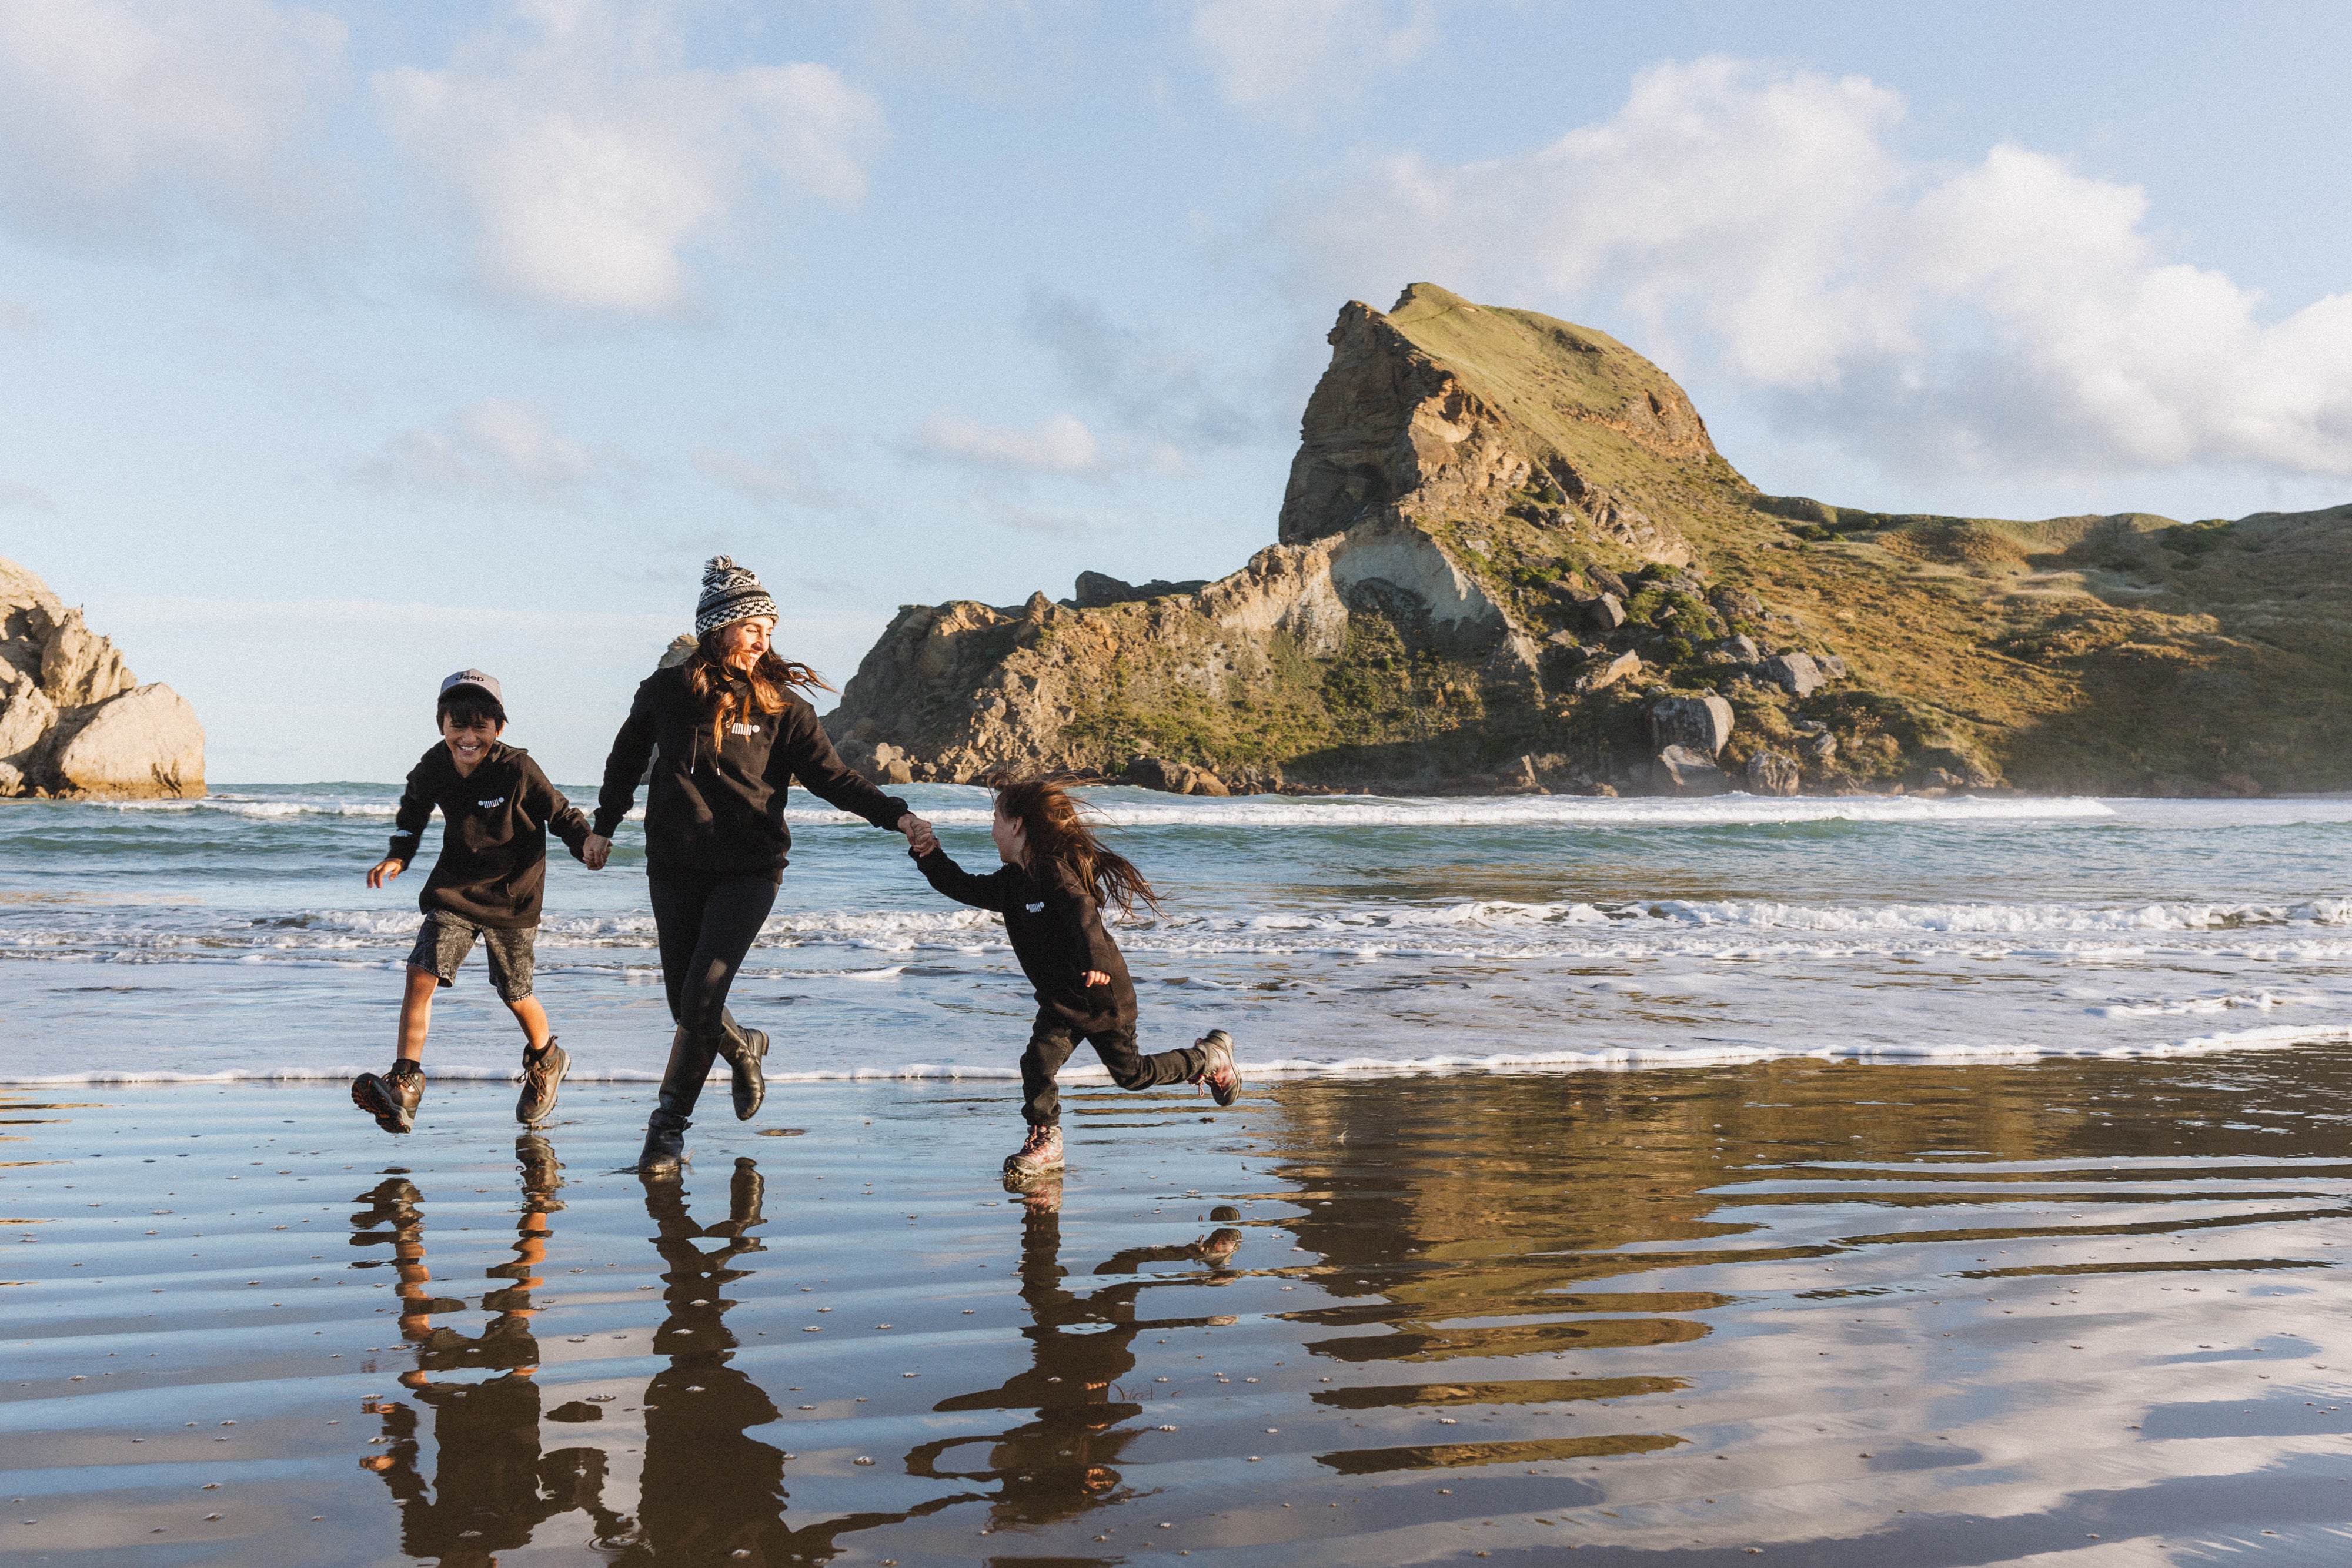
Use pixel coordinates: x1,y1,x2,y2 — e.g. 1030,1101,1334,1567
352,1075,413,1135
1197,1030,1241,1108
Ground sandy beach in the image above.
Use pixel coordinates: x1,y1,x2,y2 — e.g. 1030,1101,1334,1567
8,1051,2352,1564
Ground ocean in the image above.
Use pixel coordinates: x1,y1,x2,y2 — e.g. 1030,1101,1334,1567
1,784,2347,1086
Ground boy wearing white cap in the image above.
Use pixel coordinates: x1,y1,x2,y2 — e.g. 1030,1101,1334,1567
354,670,592,1135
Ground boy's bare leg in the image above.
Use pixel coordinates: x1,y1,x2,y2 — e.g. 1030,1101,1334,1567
507,995,553,1055
396,965,439,1062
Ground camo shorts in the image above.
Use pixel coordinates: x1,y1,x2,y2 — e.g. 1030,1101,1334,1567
406,911,536,1002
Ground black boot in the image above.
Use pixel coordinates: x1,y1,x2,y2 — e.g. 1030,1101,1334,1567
636,1027,720,1178
717,1007,768,1122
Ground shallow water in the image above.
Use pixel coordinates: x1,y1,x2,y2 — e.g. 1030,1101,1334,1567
1,785,2347,1084
8,1055,2352,1563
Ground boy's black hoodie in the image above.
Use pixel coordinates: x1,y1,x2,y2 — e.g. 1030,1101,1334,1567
386,742,590,929
592,665,909,877
914,847,1136,1034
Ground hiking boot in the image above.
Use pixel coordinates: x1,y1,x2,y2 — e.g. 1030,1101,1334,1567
516,1038,568,1125
1002,1124,1064,1179
353,1061,424,1135
1190,1029,1241,1107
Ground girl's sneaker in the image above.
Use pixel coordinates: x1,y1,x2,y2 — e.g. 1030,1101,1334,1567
353,1061,423,1135
1003,1124,1064,1179
1191,1030,1241,1106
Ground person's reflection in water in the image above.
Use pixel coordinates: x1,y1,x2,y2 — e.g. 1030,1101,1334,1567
615,1156,926,1564
351,1135,624,1565
916,1178,1244,1532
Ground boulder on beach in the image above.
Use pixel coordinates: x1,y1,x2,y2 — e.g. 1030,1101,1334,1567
1649,694,1734,758
0,557,203,800
1746,750,1802,796
1656,745,1729,794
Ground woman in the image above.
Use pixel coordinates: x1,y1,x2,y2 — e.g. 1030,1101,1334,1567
583,557,932,1176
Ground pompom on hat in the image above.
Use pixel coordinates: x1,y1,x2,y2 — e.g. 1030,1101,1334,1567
696,556,779,637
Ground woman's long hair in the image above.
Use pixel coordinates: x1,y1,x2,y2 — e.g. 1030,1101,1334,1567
683,628,830,751
993,774,1161,917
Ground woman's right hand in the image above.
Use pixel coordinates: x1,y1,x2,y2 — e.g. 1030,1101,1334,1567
580,833,612,871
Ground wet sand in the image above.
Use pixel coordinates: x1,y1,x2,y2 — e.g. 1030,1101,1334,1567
7,1053,2352,1564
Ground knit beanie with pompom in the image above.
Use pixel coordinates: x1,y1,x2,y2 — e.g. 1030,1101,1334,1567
695,556,779,637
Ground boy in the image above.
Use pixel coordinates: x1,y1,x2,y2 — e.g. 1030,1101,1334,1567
354,670,591,1134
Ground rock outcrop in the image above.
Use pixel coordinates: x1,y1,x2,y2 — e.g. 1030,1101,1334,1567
821,282,2352,797
0,558,203,799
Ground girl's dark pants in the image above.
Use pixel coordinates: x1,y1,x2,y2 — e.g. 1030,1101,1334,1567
649,870,779,1036
1023,1008,1204,1126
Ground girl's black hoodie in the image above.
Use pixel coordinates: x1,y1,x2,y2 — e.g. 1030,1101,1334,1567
386,742,589,929
593,664,910,877
914,847,1136,1034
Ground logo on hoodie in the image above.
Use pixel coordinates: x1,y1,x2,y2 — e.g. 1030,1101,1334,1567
477,798,506,810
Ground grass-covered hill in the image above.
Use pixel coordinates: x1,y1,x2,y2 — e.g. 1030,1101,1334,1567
826,284,2350,797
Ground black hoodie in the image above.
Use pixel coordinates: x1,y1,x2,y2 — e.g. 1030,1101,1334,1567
386,743,590,929
592,664,909,877
914,847,1136,1034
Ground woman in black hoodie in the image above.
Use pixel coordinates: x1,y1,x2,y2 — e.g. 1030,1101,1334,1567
583,557,932,1176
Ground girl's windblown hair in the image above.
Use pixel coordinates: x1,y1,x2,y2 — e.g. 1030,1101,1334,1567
991,773,1162,917
683,632,831,751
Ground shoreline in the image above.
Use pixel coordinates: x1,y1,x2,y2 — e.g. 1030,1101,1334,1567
4,1022,2348,1087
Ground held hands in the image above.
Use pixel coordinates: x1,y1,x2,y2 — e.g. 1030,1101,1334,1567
580,833,612,871
898,813,938,856
366,858,404,889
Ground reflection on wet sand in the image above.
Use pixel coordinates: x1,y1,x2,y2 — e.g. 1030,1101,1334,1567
621,1158,933,1564
917,1178,1244,1533
17,1054,2352,1564
351,1135,623,1564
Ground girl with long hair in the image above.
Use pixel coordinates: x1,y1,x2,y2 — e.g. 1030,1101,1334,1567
583,557,933,1176
913,774,1238,1178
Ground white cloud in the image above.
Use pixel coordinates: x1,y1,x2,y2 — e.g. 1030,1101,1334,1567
693,440,847,512
375,0,884,313
0,0,346,238
356,399,629,503
0,480,56,512
1300,56,2352,478
915,411,1106,476
1191,0,1432,118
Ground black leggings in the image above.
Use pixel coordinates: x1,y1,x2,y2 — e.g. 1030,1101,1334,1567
648,871,779,1037
1021,1008,1204,1126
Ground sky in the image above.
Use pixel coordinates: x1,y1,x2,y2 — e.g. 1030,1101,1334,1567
2,0,2348,782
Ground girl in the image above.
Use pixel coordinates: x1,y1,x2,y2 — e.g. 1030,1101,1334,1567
583,557,933,1176
913,775,1238,1178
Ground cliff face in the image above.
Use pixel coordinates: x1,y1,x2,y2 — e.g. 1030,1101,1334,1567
825,285,2352,797
1279,285,1709,564
0,558,205,799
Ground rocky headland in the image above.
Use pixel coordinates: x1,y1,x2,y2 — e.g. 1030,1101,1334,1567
823,283,2348,797
0,557,205,800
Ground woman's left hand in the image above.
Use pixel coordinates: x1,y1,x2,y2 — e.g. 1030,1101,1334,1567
898,813,937,855
1082,971,1110,987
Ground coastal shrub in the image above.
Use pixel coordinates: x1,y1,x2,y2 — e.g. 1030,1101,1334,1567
1659,636,1696,667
